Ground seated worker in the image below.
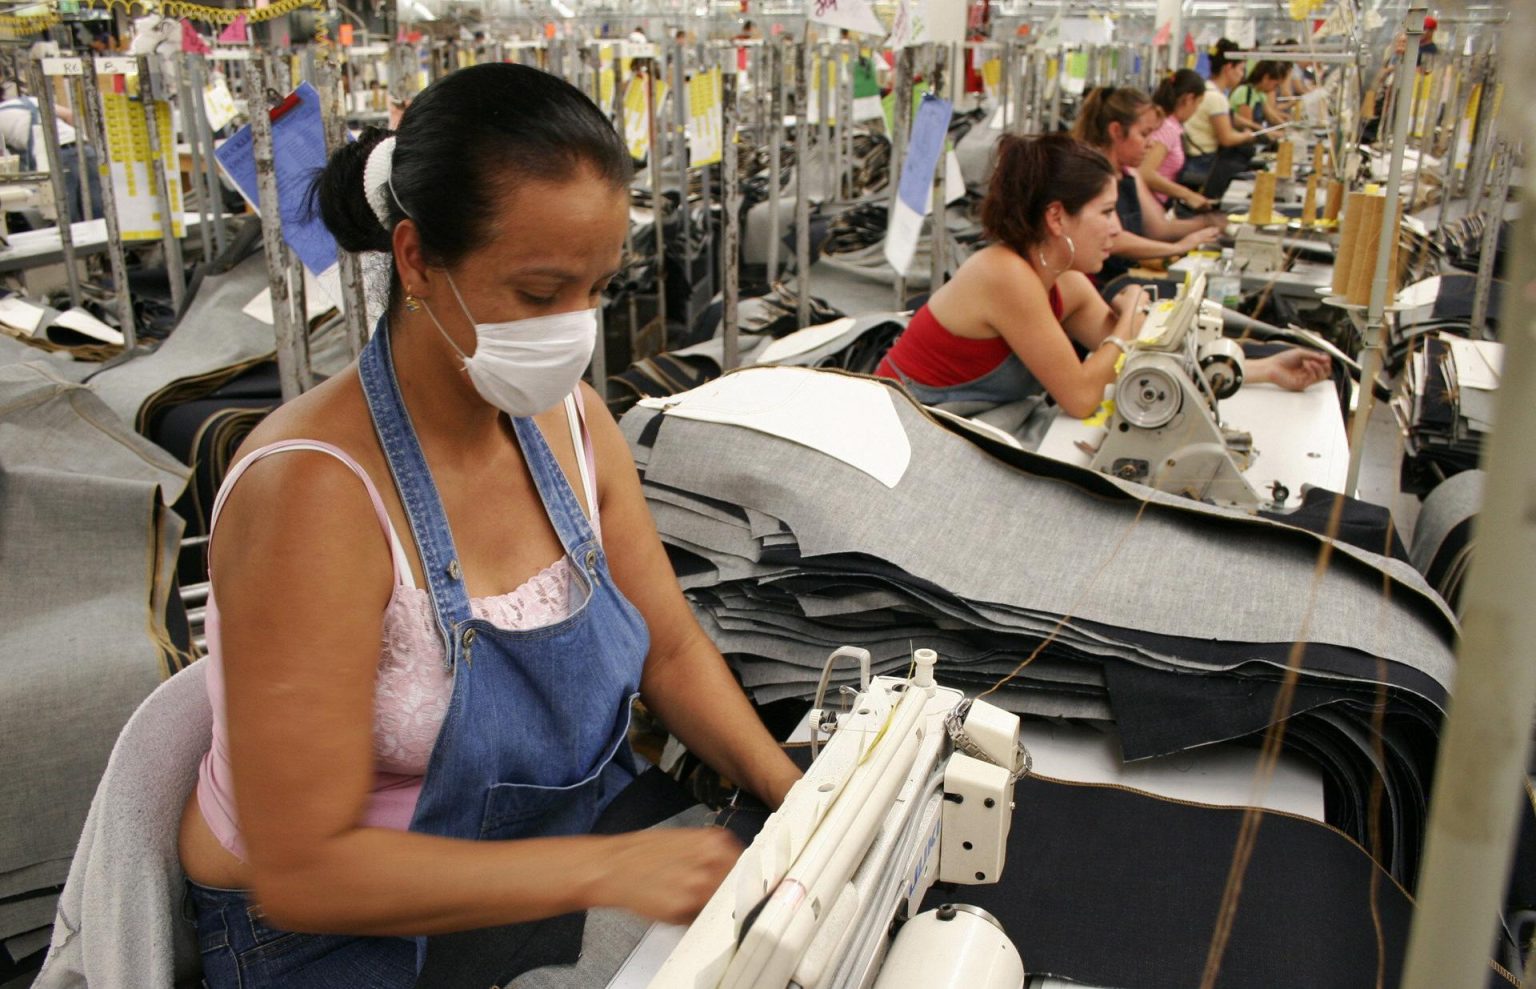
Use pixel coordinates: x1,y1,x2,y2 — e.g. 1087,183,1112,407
177,63,801,989
0,84,102,223
874,134,1330,427
1141,69,1216,212
1179,39,1258,200
1230,60,1290,132
1072,86,1226,284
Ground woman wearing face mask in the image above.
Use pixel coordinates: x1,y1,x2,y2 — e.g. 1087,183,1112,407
1140,70,1215,212
176,64,801,988
1072,86,1226,285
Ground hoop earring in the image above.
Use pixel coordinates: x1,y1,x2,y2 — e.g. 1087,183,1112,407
1038,235,1077,273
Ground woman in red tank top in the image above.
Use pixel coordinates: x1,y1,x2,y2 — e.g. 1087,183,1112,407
876,134,1329,415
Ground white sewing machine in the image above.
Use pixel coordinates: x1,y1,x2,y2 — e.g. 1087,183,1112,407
1087,273,1266,510
620,647,1027,989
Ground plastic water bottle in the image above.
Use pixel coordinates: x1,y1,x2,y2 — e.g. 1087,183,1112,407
1208,248,1242,310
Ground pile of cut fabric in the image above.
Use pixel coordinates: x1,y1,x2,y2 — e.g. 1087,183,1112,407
0,363,192,971
622,365,1533,988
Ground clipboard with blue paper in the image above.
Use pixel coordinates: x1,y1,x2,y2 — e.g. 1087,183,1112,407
215,82,345,279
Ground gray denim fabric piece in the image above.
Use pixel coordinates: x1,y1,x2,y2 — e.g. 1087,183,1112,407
633,393,1454,688
1410,468,1483,578
87,254,278,428
0,336,98,382
0,363,188,931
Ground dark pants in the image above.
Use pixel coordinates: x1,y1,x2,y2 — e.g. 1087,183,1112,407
1179,146,1255,203
54,143,102,224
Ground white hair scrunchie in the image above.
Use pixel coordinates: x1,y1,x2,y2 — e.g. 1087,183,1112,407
363,135,397,231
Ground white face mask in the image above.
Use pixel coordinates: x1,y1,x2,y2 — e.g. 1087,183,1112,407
419,273,597,418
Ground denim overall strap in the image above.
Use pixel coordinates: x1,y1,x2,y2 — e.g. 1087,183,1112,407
507,413,601,567
357,317,473,662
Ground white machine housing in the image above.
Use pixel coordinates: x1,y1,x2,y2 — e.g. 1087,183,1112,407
1088,273,1264,509
643,648,1024,989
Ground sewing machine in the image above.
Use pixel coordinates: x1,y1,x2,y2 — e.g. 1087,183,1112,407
1087,274,1266,510
0,173,57,245
629,647,1026,989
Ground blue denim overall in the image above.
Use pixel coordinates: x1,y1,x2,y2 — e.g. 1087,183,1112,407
191,317,649,988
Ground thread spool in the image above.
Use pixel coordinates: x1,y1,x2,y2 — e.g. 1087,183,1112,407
1347,193,1387,306
1275,141,1294,179
1302,173,1319,225
1250,171,1278,226
1324,180,1345,221
1332,191,1369,296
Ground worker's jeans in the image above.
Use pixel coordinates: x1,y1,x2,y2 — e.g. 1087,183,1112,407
185,880,417,989
54,143,102,224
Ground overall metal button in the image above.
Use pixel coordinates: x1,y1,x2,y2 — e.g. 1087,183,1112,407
585,549,598,571
446,560,462,580
462,628,477,646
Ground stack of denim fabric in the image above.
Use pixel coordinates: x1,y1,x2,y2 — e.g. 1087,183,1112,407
620,366,1458,886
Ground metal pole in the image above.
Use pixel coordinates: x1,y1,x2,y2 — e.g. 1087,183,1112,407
317,56,370,356
721,68,741,370
817,43,831,207
1400,12,1536,983
138,55,186,315
174,54,214,267
929,45,949,292
1434,59,1467,240
891,45,913,309
1344,6,1423,498
766,40,783,283
249,52,309,400
1464,62,1500,223
644,61,667,352
793,40,811,328
1468,141,1511,341
30,59,81,307
674,39,690,268
80,57,135,347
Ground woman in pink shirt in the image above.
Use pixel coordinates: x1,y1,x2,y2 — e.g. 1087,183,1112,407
1140,69,1214,211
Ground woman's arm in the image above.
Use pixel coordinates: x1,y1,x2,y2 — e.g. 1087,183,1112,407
217,452,740,936
1134,172,1224,241
976,258,1137,418
1139,142,1211,210
1109,225,1219,263
1233,101,1259,131
589,383,803,811
1212,111,1254,147
1262,98,1289,127
1057,271,1145,351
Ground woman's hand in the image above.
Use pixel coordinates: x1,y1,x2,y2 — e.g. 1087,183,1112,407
1180,191,1213,211
590,827,743,924
1248,349,1333,391
1175,227,1221,254
1110,284,1148,320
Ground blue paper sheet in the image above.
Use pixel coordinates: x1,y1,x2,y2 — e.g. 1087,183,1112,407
215,82,344,277
896,94,954,216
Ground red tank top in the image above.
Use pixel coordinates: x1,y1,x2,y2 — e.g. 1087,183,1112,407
876,284,1064,387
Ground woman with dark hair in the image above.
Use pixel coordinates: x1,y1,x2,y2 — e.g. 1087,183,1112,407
1179,38,1258,197
1142,69,1213,210
877,135,1144,420
177,63,799,988
1072,86,1225,284
875,134,1329,425
1230,60,1289,131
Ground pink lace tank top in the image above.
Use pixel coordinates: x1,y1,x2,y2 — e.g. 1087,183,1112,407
196,393,600,861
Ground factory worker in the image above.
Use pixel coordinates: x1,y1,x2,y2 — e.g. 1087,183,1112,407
178,63,800,988
875,134,1330,422
1180,38,1259,199
1072,85,1226,284
1141,69,1217,212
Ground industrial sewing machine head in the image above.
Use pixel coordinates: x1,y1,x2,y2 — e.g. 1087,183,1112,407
1087,273,1265,510
638,647,1027,989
